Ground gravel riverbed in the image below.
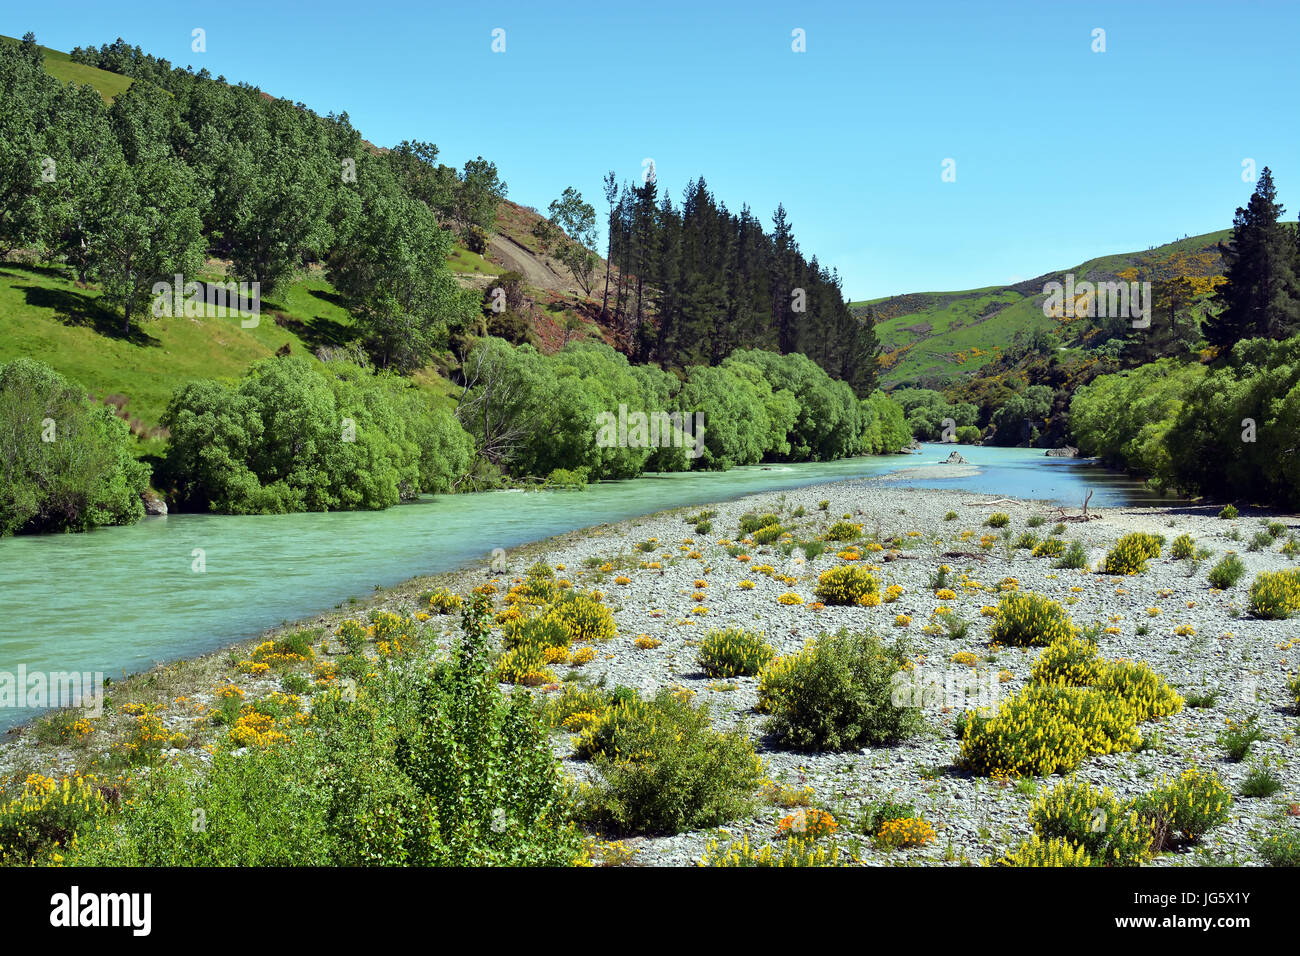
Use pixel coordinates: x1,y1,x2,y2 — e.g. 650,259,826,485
4,475,1297,867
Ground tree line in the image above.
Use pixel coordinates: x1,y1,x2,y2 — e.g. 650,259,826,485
596,174,883,396
1069,167,1300,508
0,33,506,367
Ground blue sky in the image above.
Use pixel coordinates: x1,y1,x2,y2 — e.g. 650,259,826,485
10,0,1299,298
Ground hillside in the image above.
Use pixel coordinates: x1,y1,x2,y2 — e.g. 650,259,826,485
0,33,134,101
0,34,616,450
853,229,1232,388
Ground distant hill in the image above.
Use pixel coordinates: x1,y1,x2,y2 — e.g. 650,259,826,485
852,230,1231,388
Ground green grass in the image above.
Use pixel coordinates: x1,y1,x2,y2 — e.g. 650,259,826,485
0,35,136,102
0,261,462,441
853,228,1232,387
446,246,505,275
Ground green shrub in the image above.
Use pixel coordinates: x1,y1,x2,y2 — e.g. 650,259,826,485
1259,830,1300,866
73,595,584,865
986,513,1010,528
1219,504,1239,520
1171,533,1195,560
694,519,713,535
989,591,1075,647
1217,713,1266,761
1027,515,1046,528
1239,760,1283,798
1053,541,1089,570
0,358,150,536
1208,553,1246,589
698,627,776,678
813,565,879,605
752,523,787,545
574,690,761,834
757,629,921,751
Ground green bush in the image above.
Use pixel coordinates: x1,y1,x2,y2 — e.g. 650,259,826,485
986,513,1010,528
756,629,921,751
1208,553,1246,589
1259,830,1300,866
1219,504,1239,520
71,595,584,865
0,359,150,536
574,689,761,834
1053,541,1089,570
697,627,776,678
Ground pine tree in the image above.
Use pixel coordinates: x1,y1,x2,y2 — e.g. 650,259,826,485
1205,167,1300,346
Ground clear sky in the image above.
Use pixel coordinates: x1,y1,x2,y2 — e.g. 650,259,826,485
9,0,1299,299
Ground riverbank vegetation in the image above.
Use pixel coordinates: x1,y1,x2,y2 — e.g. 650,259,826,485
6,481,1296,867
0,33,910,532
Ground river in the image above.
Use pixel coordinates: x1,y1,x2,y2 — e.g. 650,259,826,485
0,443,1170,730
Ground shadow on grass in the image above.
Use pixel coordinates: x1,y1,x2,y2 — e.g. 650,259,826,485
23,284,161,346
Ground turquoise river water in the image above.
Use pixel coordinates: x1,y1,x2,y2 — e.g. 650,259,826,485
0,443,1173,730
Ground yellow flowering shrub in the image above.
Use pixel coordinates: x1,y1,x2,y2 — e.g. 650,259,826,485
1028,778,1153,865
1249,569,1300,619
813,565,879,606
1104,532,1165,575
1143,769,1231,842
0,774,110,864
959,683,1141,776
996,834,1093,867
989,591,1074,647
876,817,935,849
429,588,463,614
698,627,775,677
700,834,840,867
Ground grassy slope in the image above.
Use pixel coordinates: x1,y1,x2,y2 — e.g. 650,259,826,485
0,34,135,101
853,229,1232,387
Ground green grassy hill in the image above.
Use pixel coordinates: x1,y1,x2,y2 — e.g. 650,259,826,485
0,34,135,101
0,35,615,456
853,229,1232,388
